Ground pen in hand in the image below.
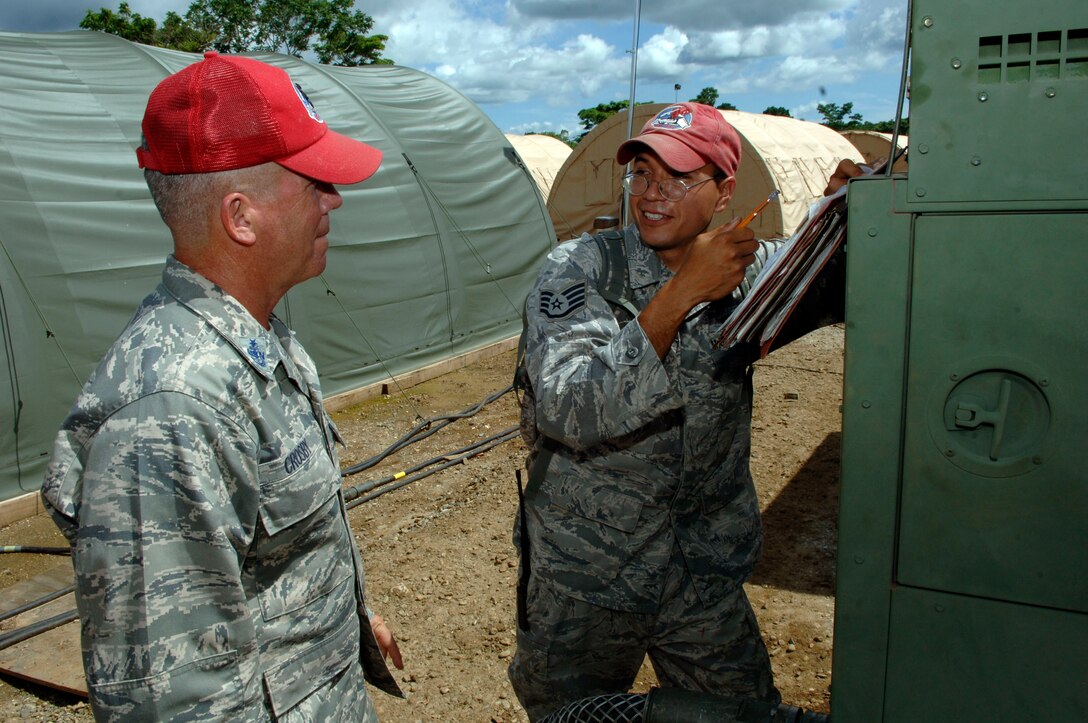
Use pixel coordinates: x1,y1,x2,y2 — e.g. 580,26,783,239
736,189,780,229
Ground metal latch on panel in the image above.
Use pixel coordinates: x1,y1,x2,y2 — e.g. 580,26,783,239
952,377,1011,461
932,365,1052,478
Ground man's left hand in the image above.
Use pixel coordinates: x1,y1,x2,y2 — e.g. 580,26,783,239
371,613,405,669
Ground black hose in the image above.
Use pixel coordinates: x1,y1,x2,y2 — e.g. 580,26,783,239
0,545,71,555
0,584,76,625
539,689,830,723
341,384,513,477
344,427,518,509
0,608,79,652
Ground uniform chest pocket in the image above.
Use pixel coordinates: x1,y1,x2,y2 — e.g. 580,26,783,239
255,424,353,621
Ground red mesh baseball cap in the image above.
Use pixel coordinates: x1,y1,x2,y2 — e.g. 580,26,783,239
137,51,382,185
616,103,741,177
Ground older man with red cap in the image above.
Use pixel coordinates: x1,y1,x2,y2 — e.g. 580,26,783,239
42,52,403,721
509,103,785,719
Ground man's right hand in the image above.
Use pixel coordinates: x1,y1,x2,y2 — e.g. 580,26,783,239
675,218,760,306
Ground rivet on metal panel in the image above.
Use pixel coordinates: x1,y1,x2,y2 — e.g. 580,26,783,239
1045,87,1056,98
945,449,955,458
978,91,989,102
853,555,865,564
1039,378,1049,386
950,373,960,381
922,15,934,28
916,188,927,198
970,156,982,167
866,228,878,238
861,400,872,408
1032,456,1044,465
951,58,962,70
934,605,945,613
918,144,929,154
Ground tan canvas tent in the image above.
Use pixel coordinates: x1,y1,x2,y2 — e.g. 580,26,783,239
505,133,573,200
840,130,909,172
547,104,863,241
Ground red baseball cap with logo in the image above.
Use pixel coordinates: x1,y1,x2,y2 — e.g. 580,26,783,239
616,103,741,177
137,51,382,185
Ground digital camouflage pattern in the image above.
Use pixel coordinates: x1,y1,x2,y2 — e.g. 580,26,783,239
42,257,401,721
510,545,777,720
516,225,781,612
511,224,781,717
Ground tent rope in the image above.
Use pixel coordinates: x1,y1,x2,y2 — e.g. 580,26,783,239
315,277,425,422
403,154,523,320
403,153,457,341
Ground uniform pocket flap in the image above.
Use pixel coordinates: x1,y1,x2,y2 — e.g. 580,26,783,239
258,425,340,536
262,611,359,717
555,484,644,533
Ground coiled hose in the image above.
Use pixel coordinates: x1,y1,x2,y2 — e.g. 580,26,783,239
539,688,829,723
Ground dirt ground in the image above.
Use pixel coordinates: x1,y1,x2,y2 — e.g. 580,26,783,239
0,324,844,722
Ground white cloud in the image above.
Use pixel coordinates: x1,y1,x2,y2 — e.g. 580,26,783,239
636,27,691,81
373,2,630,106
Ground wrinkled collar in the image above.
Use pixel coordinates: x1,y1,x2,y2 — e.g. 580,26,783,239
161,255,286,380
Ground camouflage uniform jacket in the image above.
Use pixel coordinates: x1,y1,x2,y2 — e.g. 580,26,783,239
520,225,771,614
41,256,401,721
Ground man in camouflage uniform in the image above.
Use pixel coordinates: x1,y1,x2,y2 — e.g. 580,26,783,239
41,52,403,721
509,103,783,719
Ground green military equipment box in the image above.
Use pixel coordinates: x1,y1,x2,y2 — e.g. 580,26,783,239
831,1,1088,720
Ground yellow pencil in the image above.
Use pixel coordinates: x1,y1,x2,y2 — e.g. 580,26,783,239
737,189,781,228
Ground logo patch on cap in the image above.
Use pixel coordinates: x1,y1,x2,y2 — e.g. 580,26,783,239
650,105,694,132
540,282,587,320
292,82,324,124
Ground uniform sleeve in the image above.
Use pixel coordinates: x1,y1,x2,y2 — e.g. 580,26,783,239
524,241,681,450
58,392,263,721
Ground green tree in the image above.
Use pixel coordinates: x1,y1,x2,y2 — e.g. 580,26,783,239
690,86,718,107
80,2,159,45
817,101,864,130
576,100,654,132
81,0,391,65
763,105,792,117
715,101,738,111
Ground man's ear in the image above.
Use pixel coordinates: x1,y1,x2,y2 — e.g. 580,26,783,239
220,192,258,247
714,176,736,214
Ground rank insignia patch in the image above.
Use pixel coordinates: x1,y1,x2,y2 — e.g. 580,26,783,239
540,281,587,320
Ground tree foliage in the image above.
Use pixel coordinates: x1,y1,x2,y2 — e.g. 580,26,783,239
576,100,654,132
763,105,792,117
80,0,391,65
716,101,738,111
816,101,864,130
690,86,718,107
816,101,908,133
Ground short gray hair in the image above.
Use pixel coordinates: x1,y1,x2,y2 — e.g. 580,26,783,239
143,164,276,231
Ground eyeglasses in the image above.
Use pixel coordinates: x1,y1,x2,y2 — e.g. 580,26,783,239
622,173,719,202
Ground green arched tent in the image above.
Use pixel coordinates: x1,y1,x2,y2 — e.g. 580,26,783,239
0,31,554,506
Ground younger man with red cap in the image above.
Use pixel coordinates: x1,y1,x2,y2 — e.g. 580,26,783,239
42,52,403,720
509,103,783,719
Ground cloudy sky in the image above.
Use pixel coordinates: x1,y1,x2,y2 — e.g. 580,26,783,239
1,0,910,135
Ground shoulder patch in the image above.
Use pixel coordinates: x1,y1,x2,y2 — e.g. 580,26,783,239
539,281,587,320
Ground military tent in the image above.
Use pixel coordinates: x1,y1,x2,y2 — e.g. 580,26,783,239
840,129,909,173
0,31,554,508
504,133,573,201
546,103,863,241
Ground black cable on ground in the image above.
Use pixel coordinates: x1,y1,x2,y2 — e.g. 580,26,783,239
341,384,513,477
345,427,518,509
0,545,71,555
0,584,76,625
0,608,79,652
